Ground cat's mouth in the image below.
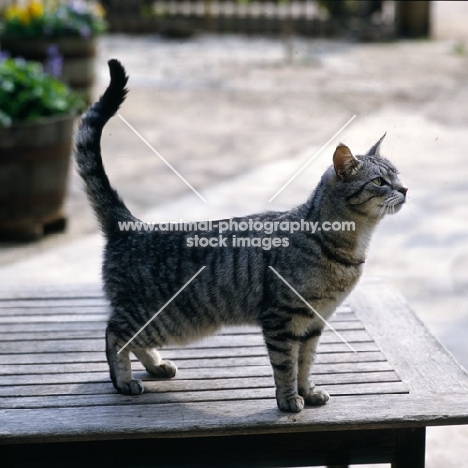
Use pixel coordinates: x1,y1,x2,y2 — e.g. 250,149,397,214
386,200,405,214
377,198,405,217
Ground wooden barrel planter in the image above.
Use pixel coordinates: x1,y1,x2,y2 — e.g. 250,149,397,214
0,36,96,103
0,114,75,241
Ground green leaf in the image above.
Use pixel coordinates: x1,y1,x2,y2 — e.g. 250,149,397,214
0,57,85,126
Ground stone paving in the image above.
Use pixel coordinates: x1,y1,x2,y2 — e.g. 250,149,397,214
1,6,468,466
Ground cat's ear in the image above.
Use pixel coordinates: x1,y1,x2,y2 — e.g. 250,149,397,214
366,132,386,157
333,144,361,180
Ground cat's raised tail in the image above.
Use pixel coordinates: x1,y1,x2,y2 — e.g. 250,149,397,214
74,59,135,238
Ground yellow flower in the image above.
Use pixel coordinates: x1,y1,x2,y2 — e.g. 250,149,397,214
28,1,44,19
4,5,30,25
4,5,21,21
91,2,106,18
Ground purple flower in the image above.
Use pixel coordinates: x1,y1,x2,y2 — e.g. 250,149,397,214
44,45,63,78
79,25,91,37
68,0,89,14
0,51,10,62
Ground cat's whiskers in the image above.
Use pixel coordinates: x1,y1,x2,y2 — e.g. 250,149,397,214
407,195,426,206
406,201,428,220
377,204,387,222
389,200,404,235
404,203,427,222
384,203,394,231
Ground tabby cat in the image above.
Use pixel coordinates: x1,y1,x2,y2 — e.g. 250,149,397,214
74,60,407,412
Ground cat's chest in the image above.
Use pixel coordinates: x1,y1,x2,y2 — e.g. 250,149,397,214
300,264,362,318
305,262,362,297
287,289,350,335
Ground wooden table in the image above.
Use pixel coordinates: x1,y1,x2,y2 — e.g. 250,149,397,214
1,279,468,468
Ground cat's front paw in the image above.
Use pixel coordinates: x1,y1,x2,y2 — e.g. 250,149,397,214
303,387,330,406
118,379,144,395
276,394,304,412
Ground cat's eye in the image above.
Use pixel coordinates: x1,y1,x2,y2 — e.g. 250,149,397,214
372,177,386,187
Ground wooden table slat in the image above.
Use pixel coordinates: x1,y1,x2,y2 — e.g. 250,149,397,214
0,340,380,355
0,353,388,384
0,299,109,310
0,328,372,345
0,311,359,322
0,361,393,389
0,350,388,376
2,393,468,444
0,381,410,409
0,320,365,334
0,349,388,367
0,370,402,397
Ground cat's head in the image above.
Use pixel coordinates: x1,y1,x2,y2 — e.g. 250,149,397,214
332,134,407,219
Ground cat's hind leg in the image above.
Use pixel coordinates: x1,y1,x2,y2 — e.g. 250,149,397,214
106,327,144,395
133,348,177,378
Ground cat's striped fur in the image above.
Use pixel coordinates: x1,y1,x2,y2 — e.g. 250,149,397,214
74,60,407,412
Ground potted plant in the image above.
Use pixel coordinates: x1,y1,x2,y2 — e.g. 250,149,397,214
0,54,85,240
0,0,106,101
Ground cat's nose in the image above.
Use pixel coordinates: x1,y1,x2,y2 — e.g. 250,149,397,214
398,187,408,196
